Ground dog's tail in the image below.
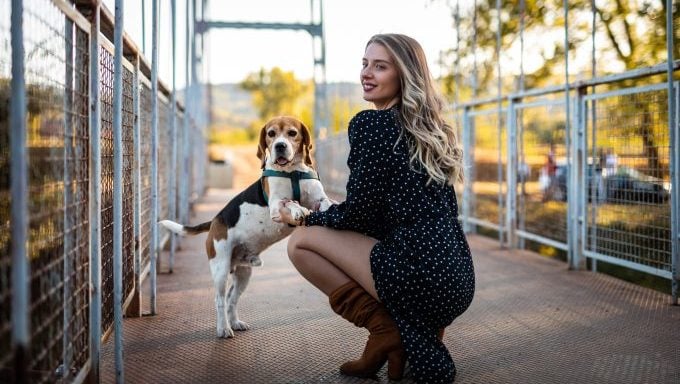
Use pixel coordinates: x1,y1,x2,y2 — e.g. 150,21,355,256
158,220,211,236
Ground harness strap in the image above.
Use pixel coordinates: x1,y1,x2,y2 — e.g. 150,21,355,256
261,169,320,204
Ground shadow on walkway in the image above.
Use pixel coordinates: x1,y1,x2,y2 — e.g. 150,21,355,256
101,188,679,384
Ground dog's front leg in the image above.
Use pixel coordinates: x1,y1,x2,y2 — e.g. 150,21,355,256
210,239,234,338
227,265,253,331
269,197,284,223
317,197,336,212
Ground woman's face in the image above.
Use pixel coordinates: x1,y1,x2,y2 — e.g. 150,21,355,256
361,42,401,110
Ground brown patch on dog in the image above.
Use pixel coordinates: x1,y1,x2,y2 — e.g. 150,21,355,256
205,218,228,259
262,177,271,200
297,120,314,167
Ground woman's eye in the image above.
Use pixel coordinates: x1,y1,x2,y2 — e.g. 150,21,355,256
267,131,276,137
288,131,297,137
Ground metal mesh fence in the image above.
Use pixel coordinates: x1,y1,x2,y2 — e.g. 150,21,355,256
158,98,169,219
62,21,90,379
314,133,349,197
139,82,152,270
122,65,135,302
584,84,672,273
99,43,115,335
22,2,67,382
158,97,170,244
0,0,12,375
470,110,506,230
515,100,568,245
1,1,206,380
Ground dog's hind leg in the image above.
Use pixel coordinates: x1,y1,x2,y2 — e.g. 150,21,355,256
210,239,234,338
227,265,253,331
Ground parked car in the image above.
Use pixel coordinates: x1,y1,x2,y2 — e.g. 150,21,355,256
605,167,670,204
544,165,670,204
545,164,604,203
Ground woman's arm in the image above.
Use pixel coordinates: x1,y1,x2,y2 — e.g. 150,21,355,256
305,111,396,236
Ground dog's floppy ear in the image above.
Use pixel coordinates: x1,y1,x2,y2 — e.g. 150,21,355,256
256,124,268,169
299,121,314,167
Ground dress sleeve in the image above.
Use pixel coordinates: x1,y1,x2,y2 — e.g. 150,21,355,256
305,111,393,237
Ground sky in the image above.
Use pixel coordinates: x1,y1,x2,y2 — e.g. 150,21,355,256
103,0,459,87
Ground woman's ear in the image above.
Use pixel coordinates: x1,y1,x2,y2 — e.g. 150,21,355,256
299,121,314,167
256,124,268,169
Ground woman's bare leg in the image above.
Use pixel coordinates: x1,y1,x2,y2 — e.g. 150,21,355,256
287,226,379,299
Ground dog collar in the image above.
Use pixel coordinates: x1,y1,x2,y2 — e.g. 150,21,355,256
261,169,320,204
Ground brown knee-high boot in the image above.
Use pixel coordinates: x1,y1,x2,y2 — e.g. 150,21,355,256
328,281,406,380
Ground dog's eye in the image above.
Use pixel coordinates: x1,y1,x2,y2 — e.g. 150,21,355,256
288,131,297,137
267,131,276,138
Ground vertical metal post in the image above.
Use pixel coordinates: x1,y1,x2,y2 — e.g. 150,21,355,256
88,3,102,382
150,0,160,315
311,0,328,139
471,0,478,100
589,0,599,273
506,100,517,249
667,0,679,305
10,1,29,382
192,0,203,197
564,0,578,270
453,0,460,112
169,0,177,273
112,0,126,381
62,15,74,382
462,107,473,234
517,0,526,249
142,0,146,54
495,0,504,246
182,0,191,224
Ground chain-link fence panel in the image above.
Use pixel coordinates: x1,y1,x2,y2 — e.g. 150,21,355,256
122,65,135,302
469,109,506,232
314,133,349,198
139,81,153,270
583,84,672,276
99,42,115,336
515,99,568,246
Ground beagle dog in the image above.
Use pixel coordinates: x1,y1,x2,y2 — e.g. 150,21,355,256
159,116,334,338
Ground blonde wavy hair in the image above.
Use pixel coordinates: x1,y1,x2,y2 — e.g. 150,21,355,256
367,33,463,186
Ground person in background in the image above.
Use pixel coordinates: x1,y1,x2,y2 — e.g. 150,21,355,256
276,33,475,384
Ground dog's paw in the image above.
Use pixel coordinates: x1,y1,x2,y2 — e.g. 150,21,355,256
217,326,235,339
231,320,250,331
318,198,335,212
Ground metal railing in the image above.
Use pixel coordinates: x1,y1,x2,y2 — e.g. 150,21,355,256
316,0,680,304
1,0,207,382
315,63,679,304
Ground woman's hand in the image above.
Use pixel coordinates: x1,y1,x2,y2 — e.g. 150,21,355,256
277,199,311,226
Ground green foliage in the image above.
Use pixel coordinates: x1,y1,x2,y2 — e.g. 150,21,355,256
239,67,313,136
438,0,677,100
208,127,255,145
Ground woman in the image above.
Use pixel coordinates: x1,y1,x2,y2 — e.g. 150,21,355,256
278,33,475,383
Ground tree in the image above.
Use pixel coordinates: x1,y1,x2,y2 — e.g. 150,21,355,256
239,67,311,137
438,0,677,177
440,0,676,94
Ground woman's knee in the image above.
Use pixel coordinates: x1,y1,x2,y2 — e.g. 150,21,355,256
287,226,310,264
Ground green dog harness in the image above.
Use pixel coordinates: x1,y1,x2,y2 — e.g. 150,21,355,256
261,169,320,204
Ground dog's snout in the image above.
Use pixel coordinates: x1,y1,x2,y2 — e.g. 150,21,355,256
275,142,287,151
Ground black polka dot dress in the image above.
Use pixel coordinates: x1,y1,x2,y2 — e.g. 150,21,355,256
305,108,476,383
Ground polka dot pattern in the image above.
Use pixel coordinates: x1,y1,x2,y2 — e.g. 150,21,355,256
306,108,475,384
